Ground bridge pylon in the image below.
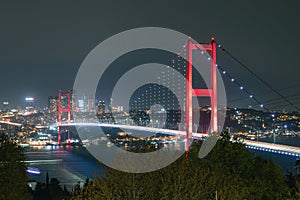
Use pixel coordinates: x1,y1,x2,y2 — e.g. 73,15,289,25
186,38,218,151
57,90,71,145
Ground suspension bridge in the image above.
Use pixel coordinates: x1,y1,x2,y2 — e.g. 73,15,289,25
1,37,299,157
50,37,298,155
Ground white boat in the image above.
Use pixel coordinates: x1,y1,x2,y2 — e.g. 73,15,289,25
19,143,30,147
28,140,49,146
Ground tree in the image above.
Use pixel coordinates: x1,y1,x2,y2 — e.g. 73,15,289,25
70,132,294,199
0,134,31,200
33,176,69,200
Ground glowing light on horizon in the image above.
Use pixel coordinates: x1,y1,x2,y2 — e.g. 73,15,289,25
26,167,40,174
25,97,34,102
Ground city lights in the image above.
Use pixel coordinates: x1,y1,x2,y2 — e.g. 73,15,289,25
25,97,34,102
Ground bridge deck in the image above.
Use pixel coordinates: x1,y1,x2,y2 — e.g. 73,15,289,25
244,140,300,157
5,120,299,157
59,123,300,156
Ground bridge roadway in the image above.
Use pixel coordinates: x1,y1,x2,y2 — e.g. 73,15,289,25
244,140,300,157
58,122,208,138
2,120,300,157
59,122,300,157
0,120,22,126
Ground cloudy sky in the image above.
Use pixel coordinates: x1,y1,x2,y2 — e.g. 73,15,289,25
0,0,299,111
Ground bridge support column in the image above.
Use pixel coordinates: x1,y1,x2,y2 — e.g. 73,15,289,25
186,38,193,152
185,37,218,152
58,126,61,145
68,131,70,145
57,90,72,145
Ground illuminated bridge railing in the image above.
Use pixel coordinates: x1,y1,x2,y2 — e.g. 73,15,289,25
59,115,193,131
58,121,208,139
245,140,300,157
57,122,300,157
0,120,22,127
45,121,300,157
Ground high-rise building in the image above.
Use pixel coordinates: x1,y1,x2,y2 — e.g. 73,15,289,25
2,101,9,112
48,96,58,112
112,105,124,112
25,97,35,111
97,101,105,115
77,95,87,112
110,97,113,112
88,99,96,112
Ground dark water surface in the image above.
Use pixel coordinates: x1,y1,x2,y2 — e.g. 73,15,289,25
25,135,300,190
25,146,102,190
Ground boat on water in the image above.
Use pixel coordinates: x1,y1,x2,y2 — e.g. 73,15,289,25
46,141,59,146
19,143,30,147
26,134,56,146
28,140,49,146
26,167,41,175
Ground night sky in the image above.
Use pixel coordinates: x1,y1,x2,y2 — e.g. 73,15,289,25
0,1,299,110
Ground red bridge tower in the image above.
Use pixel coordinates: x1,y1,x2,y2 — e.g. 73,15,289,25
57,90,71,145
186,38,218,151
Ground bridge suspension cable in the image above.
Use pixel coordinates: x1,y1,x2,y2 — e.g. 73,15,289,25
218,65,269,111
228,84,300,109
192,43,269,111
216,42,300,111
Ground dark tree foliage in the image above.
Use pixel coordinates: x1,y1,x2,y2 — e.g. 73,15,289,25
0,134,31,200
69,132,295,200
286,172,300,199
32,177,69,200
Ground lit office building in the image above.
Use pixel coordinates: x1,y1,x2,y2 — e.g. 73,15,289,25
97,101,106,115
48,96,58,112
